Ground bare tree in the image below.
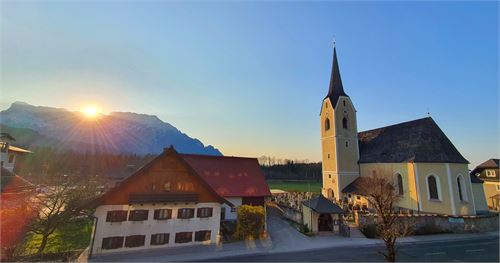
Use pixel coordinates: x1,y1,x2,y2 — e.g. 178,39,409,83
27,175,102,257
360,171,413,262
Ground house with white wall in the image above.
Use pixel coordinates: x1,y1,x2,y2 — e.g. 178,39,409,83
0,134,31,173
90,147,270,257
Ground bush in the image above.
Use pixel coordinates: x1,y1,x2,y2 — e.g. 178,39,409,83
303,224,310,233
360,223,379,238
234,205,265,240
220,221,238,242
414,222,451,235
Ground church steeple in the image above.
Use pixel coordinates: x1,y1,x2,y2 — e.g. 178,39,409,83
325,46,348,108
320,43,359,202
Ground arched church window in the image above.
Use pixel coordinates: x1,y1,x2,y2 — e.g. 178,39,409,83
328,189,334,199
325,118,331,131
457,177,463,201
342,117,348,129
395,173,404,195
427,175,439,200
343,100,346,107
457,175,466,201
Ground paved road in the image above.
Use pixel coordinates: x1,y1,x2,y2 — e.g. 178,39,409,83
198,235,499,262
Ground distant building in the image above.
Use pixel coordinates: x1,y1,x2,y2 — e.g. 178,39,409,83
0,133,31,173
470,159,499,211
320,47,478,216
90,147,270,256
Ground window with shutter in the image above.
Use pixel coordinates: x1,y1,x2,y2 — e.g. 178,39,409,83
175,232,193,243
154,209,172,220
151,233,169,245
106,211,128,222
102,237,124,249
128,210,149,221
195,231,211,242
197,207,213,218
177,208,194,219
125,235,145,247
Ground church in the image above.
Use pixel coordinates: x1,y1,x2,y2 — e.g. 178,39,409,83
320,47,481,216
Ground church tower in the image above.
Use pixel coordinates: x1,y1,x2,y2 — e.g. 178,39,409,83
320,46,359,203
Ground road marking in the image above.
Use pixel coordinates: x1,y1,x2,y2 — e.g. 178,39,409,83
466,249,485,253
425,252,445,256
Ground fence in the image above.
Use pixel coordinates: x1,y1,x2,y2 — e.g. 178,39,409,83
280,205,304,224
271,192,317,212
357,212,499,234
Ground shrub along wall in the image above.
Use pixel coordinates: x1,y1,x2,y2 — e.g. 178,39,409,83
358,212,499,235
235,205,265,240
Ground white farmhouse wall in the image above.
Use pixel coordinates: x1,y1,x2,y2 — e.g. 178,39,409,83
0,151,16,172
91,202,221,256
221,197,242,221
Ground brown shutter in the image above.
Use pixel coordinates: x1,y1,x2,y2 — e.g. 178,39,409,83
154,209,159,219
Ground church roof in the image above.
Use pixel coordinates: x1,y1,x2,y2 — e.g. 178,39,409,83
324,47,348,108
342,177,370,195
302,195,344,214
358,117,469,164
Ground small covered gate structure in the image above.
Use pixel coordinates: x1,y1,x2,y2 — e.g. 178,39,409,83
302,195,345,234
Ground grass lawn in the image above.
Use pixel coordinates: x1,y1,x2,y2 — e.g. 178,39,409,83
21,218,93,255
267,180,321,193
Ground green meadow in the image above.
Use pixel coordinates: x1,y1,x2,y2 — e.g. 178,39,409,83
267,180,321,193
21,218,92,257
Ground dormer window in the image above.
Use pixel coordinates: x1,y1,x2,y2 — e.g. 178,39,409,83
342,117,348,129
486,170,496,177
325,118,331,131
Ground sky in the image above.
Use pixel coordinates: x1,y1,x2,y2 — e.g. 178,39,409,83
0,1,498,167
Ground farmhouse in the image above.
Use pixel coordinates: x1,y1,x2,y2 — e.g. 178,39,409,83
90,147,270,256
470,159,499,211
0,133,31,173
320,47,483,216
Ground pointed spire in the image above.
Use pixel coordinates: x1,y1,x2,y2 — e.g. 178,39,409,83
325,45,348,108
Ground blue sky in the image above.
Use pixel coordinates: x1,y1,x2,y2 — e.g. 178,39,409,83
1,1,498,167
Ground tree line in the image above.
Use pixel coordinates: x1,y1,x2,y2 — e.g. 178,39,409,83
258,155,322,181
14,147,155,184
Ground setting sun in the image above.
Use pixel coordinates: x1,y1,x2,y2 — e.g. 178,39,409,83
82,105,99,118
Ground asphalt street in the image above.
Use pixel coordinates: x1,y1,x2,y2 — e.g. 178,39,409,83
198,235,499,262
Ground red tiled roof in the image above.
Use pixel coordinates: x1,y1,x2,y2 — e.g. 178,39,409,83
180,154,271,198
